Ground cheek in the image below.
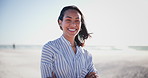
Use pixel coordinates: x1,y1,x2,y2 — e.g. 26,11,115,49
78,24,81,29
61,22,69,30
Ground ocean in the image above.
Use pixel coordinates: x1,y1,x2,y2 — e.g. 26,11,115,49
0,45,148,51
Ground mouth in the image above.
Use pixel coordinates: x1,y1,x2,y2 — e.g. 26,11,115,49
68,28,77,32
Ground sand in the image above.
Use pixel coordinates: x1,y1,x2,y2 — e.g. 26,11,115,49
0,49,41,78
91,49,148,78
0,48,148,78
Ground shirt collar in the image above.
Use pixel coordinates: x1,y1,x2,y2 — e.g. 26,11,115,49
60,35,84,56
60,35,71,46
60,35,78,47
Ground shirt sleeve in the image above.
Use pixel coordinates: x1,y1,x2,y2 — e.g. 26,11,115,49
41,43,54,78
85,50,98,74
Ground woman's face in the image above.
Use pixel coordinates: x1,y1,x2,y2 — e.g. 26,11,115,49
59,9,81,38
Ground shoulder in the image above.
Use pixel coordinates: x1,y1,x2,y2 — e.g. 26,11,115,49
42,38,62,53
43,37,61,47
80,47,92,57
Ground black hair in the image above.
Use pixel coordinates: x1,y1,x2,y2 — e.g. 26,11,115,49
58,5,90,47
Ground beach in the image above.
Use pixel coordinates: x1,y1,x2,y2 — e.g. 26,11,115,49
91,49,148,78
0,49,41,78
0,46,148,78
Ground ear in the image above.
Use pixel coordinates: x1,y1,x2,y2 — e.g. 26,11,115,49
58,20,63,30
58,20,62,25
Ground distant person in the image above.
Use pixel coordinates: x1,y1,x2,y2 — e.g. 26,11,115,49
13,44,15,49
41,5,98,78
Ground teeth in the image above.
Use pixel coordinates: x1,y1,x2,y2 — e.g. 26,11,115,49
68,29,76,31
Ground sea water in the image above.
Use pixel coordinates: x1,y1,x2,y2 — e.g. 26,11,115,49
0,45,148,51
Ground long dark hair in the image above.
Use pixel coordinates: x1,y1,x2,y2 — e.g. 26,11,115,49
58,5,90,47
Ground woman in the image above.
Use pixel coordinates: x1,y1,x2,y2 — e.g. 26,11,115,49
41,5,98,78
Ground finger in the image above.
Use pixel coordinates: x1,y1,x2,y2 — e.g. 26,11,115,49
91,75,95,78
52,72,56,78
88,72,96,77
94,74,99,78
91,73,98,78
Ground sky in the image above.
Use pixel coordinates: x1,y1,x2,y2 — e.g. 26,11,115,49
0,0,148,46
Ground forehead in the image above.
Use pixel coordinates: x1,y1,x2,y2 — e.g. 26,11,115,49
64,9,81,18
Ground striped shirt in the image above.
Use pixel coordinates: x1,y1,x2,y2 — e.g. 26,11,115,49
41,35,97,78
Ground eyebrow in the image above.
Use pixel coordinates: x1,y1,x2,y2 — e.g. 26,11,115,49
65,16,80,19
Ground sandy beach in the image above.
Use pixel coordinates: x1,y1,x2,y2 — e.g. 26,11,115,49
91,49,148,78
0,47,148,78
0,49,41,78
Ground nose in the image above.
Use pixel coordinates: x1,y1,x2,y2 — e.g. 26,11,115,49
70,22,76,27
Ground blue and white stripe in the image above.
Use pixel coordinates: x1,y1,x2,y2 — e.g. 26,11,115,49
41,35,97,78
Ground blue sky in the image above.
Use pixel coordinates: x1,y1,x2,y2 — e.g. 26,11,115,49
0,0,148,45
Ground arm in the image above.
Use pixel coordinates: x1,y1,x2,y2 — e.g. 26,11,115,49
41,44,56,78
85,50,99,78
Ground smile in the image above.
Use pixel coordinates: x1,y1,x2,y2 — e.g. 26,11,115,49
68,28,77,32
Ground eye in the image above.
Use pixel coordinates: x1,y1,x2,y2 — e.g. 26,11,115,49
65,19,71,23
75,20,80,24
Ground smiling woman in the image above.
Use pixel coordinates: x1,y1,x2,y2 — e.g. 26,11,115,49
57,5,90,47
58,10,81,41
40,5,98,78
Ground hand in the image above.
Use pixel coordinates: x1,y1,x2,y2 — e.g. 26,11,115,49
85,72,99,78
47,72,56,78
